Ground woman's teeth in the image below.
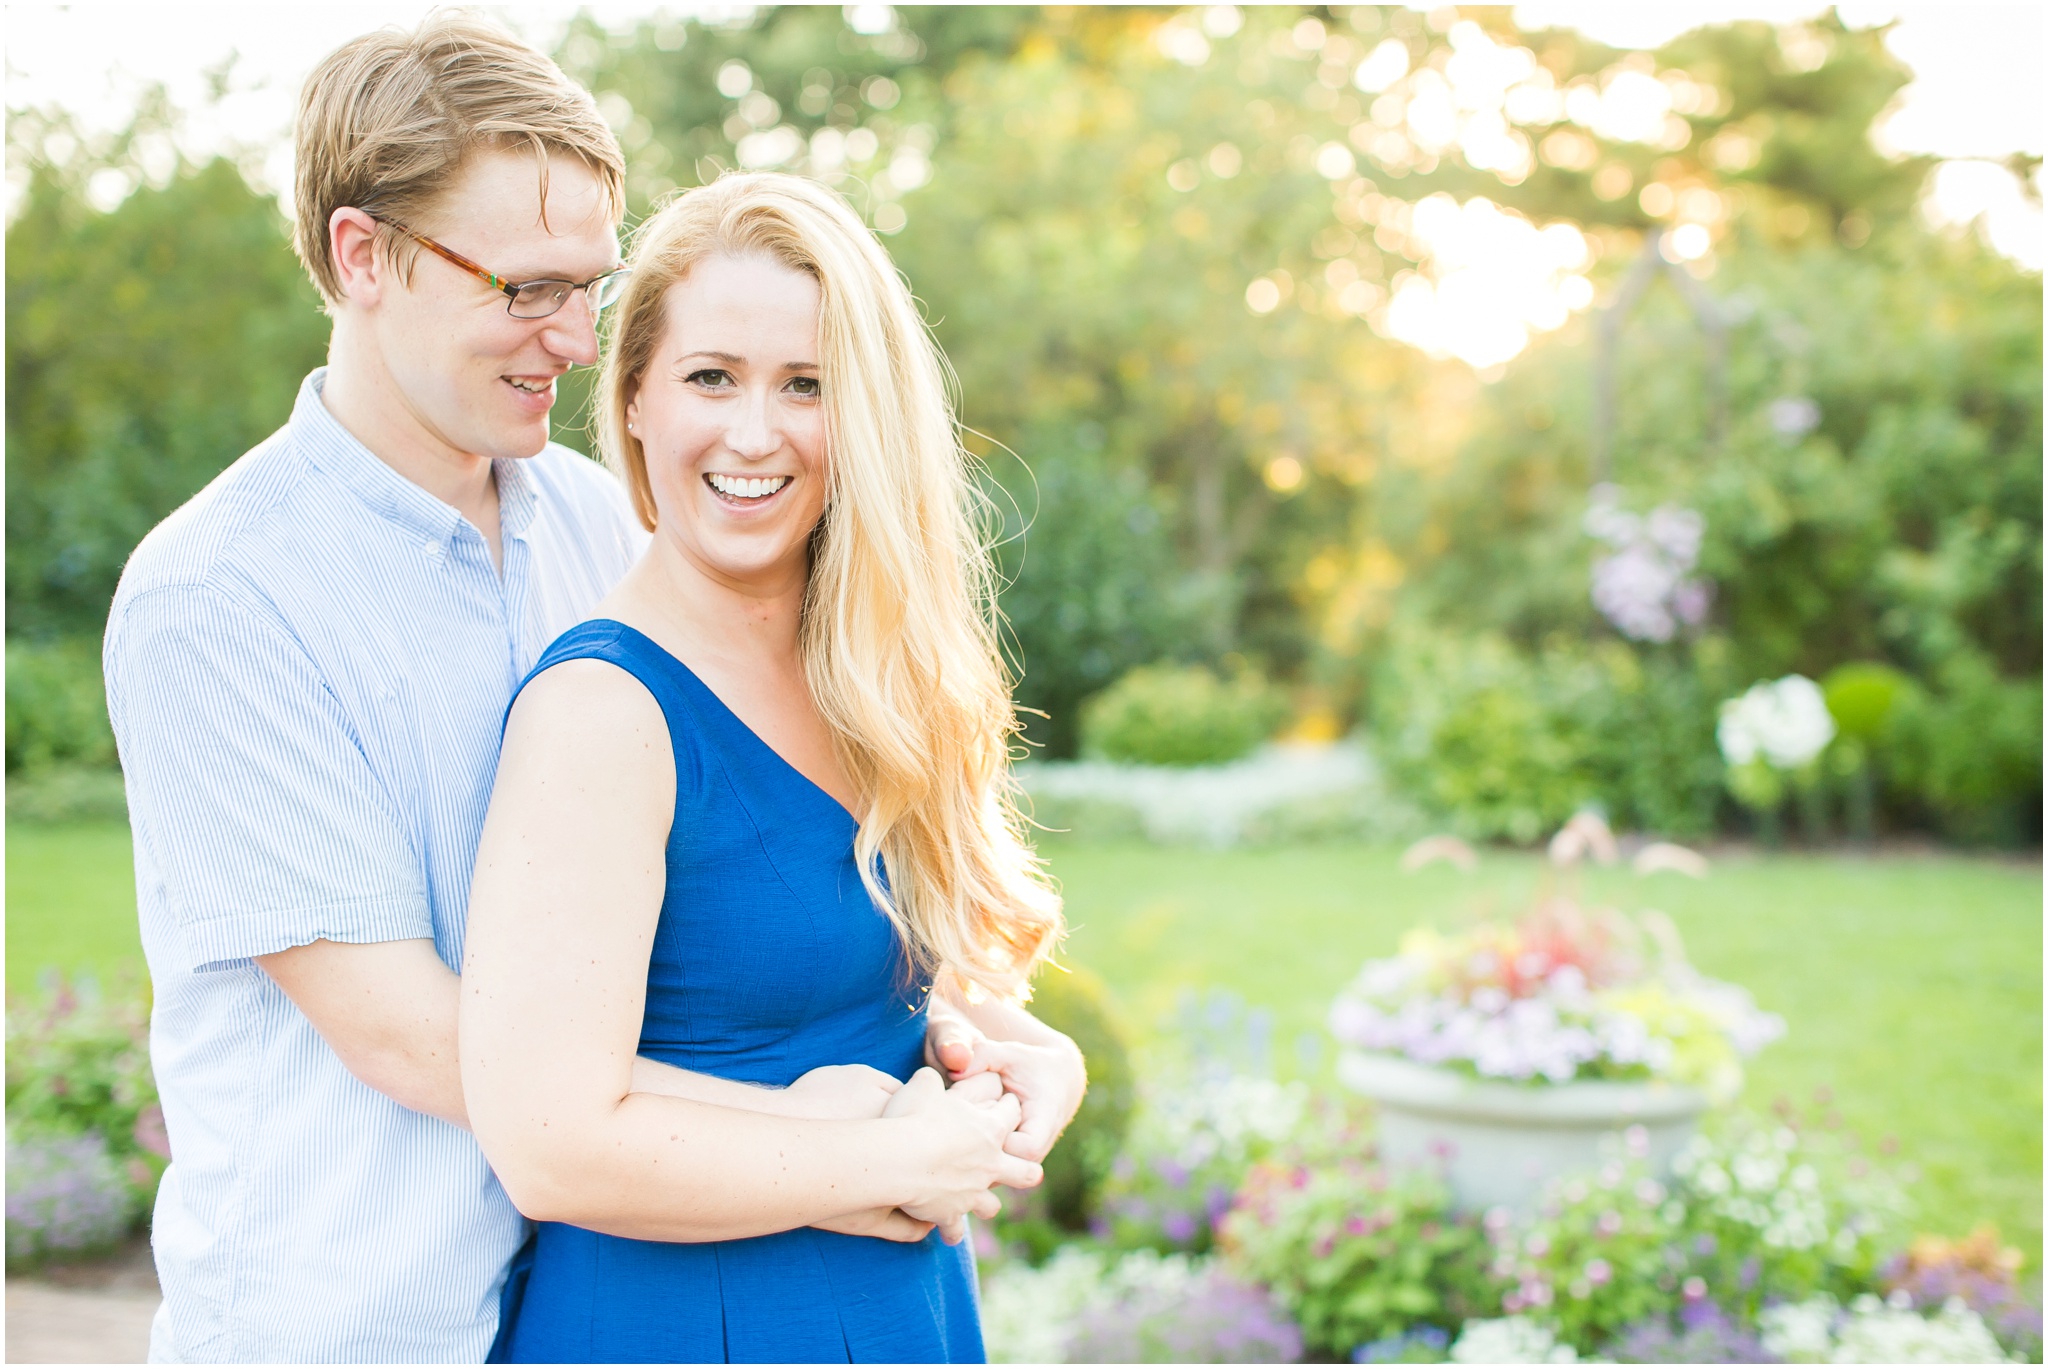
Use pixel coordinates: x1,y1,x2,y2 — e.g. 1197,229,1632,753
707,473,791,501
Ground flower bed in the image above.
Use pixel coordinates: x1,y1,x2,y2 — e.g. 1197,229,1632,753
5,975,165,1268
982,911,2035,1365
983,1082,2034,1363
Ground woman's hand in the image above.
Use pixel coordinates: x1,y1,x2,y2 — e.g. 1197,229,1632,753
882,1068,1038,1242
927,1003,1088,1166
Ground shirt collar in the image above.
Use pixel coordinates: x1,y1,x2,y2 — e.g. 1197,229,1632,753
292,368,540,549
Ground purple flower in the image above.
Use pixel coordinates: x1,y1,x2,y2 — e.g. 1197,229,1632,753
1612,1298,1773,1362
1068,1269,1302,1364
1162,1211,1200,1244
1153,1155,1191,1189
1586,493,1713,641
7,1131,137,1262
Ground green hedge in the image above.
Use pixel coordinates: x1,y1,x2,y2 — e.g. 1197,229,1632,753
7,637,116,776
1081,664,1287,768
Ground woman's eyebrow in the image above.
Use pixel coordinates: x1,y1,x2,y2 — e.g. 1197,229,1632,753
675,352,819,371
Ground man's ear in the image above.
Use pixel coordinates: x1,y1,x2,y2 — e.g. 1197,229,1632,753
329,208,385,308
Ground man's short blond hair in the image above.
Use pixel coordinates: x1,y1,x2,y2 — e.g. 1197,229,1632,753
292,11,625,304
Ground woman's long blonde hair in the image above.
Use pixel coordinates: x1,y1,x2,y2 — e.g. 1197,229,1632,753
597,173,1062,1000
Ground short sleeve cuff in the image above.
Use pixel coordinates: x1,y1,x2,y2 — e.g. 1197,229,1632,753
184,896,435,974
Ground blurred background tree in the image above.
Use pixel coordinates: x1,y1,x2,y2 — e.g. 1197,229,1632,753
5,4,2037,842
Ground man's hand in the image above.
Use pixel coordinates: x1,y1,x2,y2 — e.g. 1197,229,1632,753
925,994,1087,1167
779,1064,903,1120
883,1070,1022,1243
812,1206,935,1243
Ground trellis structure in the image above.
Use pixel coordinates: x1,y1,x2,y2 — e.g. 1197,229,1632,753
1589,228,1729,485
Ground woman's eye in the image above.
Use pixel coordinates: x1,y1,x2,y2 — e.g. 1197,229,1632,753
686,369,734,388
787,376,821,398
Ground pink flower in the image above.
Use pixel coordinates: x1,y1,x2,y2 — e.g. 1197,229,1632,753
1597,1209,1624,1236
1682,1276,1708,1301
133,1103,172,1160
1586,1259,1613,1286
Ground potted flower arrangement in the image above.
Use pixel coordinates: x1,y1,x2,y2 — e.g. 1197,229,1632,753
1328,819,1784,1212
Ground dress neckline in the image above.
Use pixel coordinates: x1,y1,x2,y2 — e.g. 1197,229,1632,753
580,617,859,828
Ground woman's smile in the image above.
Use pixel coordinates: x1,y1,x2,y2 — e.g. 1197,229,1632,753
704,471,794,506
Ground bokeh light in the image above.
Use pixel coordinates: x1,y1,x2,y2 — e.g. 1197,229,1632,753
1375,196,1594,372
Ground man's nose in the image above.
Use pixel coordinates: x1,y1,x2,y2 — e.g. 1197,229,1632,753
538,290,600,368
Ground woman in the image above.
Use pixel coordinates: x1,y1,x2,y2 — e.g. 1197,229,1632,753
459,172,1069,1364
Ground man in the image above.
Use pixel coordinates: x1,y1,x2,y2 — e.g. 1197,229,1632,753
104,15,1081,1361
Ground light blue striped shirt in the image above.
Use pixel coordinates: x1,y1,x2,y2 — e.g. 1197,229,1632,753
103,370,645,1362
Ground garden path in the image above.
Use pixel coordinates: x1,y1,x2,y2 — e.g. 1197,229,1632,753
5,1240,156,1363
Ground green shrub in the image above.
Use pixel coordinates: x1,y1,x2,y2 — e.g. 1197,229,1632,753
6,637,116,775
1822,663,1912,743
1080,664,1286,767
1224,1156,1494,1357
1369,630,1723,843
1006,964,1136,1250
1889,655,2043,845
5,765,128,825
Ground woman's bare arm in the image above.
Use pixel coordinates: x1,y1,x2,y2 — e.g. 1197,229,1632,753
460,658,1039,1242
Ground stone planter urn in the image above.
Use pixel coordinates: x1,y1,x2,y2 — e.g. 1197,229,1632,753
1338,1049,1709,1214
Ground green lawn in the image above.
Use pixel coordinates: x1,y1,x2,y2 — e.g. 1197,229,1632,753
6,821,147,994
7,821,2040,1263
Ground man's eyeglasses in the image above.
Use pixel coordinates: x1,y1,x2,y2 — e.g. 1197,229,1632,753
370,215,629,320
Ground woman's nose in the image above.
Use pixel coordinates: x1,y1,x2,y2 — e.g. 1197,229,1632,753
724,390,779,458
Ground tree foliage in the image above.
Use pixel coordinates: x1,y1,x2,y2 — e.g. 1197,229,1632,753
3,7,2035,838
6,136,329,637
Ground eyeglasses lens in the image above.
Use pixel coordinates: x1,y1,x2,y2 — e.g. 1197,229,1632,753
588,273,628,313
507,273,627,319
510,282,573,319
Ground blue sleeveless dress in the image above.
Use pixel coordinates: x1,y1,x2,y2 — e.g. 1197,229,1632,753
493,620,984,1364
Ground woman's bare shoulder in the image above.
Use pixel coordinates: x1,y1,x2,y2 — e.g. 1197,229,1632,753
501,656,674,794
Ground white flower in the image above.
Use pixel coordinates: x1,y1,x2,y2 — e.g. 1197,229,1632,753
1718,675,1836,770
1761,1296,1840,1362
980,1246,1107,1363
1770,395,1822,440
1451,1315,1578,1363
1761,1292,2015,1363
982,1249,1226,1364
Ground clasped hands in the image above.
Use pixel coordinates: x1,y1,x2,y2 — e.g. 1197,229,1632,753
777,1011,1086,1246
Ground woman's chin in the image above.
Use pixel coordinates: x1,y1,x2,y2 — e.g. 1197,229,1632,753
669,533,810,591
